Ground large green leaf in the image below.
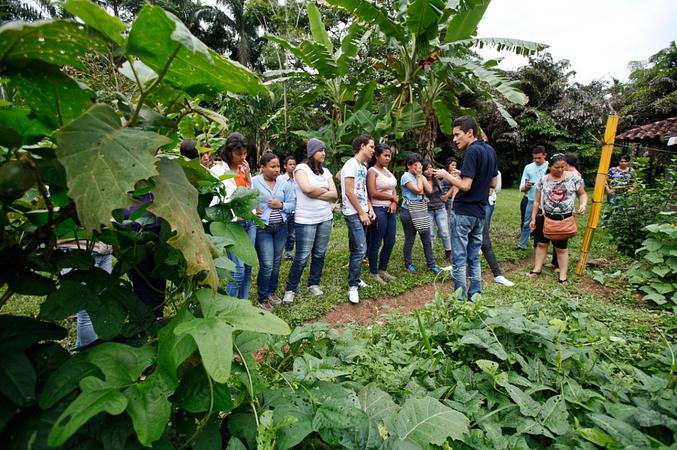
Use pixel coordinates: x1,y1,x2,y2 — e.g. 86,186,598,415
48,376,128,447
156,308,197,385
393,397,469,446
149,158,218,289
443,0,490,43
587,413,651,448
433,98,453,135
9,64,93,129
88,343,155,387
394,102,425,133
460,328,508,360
210,221,258,267
0,107,53,147
503,383,540,417
325,0,406,43
358,383,399,421
200,290,290,335
173,364,233,413
298,40,338,78
127,5,265,96
56,104,170,232
39,354,98,409
307,3,332,54
0,20,106,70
406,0,445,37
124,371,173,446
0,351,36,406
336,23,367,75
0,315,66,351
62,0,126,46
174,317,233,383
88,293,127,340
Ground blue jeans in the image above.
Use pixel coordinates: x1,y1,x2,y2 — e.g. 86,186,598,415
345,214,367,287
428,208,451,251
367,206,396,274
75,253,113,349
286,219,333,292
255,222,287,301
485,204,495,229
285,213,295,255
226,219,257,300
518,199,534,249
451,213,484,298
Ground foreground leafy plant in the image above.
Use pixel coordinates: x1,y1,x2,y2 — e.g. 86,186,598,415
627,213,677,309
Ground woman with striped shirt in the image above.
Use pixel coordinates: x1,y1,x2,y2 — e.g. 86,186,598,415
252,153,295,310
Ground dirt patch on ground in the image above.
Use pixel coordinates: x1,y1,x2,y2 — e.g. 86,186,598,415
316,258,642,327
319,259,532,327
320,282,441,326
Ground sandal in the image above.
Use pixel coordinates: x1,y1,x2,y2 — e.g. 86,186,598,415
527,270,541,277
558,278,568,283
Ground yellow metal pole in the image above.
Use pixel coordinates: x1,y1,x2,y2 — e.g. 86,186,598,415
576,114,619,275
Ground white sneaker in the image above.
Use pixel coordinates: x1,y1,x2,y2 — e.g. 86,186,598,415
308,285,324,296
348,286,360,304
494,275,515,287
282,291,295,304
358,279,369,288
440,265,453,272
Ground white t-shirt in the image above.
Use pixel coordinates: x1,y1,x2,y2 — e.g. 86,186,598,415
340,157,369,216
294,164,334,224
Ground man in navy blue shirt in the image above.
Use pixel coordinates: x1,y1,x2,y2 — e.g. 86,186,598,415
434,116,498,299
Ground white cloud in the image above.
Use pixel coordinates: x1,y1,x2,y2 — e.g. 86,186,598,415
476,0,676,84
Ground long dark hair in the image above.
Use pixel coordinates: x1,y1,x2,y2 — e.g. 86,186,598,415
303,154,324,175
219,132,248,166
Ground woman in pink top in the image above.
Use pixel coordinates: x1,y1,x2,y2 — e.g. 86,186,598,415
366,143,399,284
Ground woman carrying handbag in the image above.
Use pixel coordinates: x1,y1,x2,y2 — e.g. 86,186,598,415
528,153,587,283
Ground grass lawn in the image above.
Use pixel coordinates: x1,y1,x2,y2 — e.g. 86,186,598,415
4,189,674,355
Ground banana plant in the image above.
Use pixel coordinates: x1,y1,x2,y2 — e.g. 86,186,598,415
324,0,548,157
264,3,370,124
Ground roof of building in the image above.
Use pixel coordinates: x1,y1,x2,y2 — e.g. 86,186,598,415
616,117,677,141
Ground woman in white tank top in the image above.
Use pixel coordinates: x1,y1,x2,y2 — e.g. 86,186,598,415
282,139,338,304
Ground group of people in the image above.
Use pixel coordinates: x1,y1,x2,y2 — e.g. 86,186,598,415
195,114,636,308
203,116,523,308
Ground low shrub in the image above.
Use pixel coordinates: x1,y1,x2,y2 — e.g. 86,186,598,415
627,213,677,309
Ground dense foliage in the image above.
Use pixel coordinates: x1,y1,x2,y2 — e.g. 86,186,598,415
250,298,676,449
605,158,676,256
627,214,677,309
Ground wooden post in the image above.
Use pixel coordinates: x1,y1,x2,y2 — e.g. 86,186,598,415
576,114,619,275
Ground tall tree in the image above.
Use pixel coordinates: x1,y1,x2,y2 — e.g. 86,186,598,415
324,0,547,157
612,41,677,129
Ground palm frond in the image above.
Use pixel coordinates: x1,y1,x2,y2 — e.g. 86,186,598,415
443,0,490,43
325,0,406,43
451,37,548,56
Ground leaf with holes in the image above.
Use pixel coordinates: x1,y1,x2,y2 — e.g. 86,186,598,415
56,104,170,231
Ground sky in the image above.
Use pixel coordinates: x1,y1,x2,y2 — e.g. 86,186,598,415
476,0,676,84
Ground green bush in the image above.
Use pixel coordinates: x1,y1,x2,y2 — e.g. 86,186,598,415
627,213,677,309
606,157,676,256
